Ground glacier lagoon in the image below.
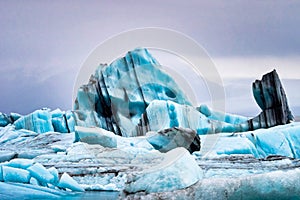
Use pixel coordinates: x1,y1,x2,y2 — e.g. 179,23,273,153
0,48,300,199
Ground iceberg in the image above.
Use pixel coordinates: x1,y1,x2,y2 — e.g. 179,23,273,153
57,173,85,192
0,113,11,127
139,100,247,134
0,112,21,127
249,69,294,129
14,109,54,133
27,163,55,186
13,108,75,134
126,168,300,199
51,109,75,133
125,147,203,193
2,166,31,183
199,123,300,159
47,167,59,185
0,151,17,163
197,104,248,124
146,127,201,153
74,126,117,148
0,51,293,137
0,157,84,194
73,48,191,137
0,181,78,199
0,47,299,199
5,158,34,169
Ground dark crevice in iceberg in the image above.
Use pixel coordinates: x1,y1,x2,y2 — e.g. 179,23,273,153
0,113,21,127
128,52,148,110
96,72,121,135
63,114,71,133
136,112,150,137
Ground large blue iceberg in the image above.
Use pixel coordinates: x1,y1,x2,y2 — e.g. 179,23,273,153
0,47,299,199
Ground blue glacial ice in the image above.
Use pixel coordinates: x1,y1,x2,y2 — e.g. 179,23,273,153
74,126,117,148
142,100,248,134
1,122,300,198
13,108,75,134
0,157,85,193
0,113,11,127
73,48,192,137
5,158,34,169
14,109,54,133
0,181,80,199
197,104,249,124
199,122,300,159
125,147,203,193
57,173,85,192
51,109,75,133
0,49,290,138
2,166,31,183
146,127,201,153
27,163,55,186
0,48,299,199
128,168,300,199
47,167,59,185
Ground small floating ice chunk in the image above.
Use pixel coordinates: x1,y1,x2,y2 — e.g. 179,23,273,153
75,126,117,148
0,151,17,162
5,158,34,169
0,165,3,181
2,166,30,183
29,177,40,186
57,173,85,192
48,167,59,185
197,104,248,124
27,163,54,185
14,109,54,133
125,147,203,193
51,145,66,153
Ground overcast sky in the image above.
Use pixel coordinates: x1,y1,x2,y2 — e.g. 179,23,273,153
0,1,299,116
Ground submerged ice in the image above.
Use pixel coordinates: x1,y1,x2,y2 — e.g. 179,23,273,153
0,47,299,199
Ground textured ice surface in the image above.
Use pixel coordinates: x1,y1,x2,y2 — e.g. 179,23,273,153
5,158,34,169
75,126,117,148
127,168,300,200
197,104,249,124
0,113,11,127
57,173,85,192
48,167,59,185
0,158,84,194
28,163,55,186
14,109,54,133
51,109,75,133
146,127,201,153
0,48,299,199
2,166,30,183
0,126,74,159
73,48,191,137
1,124,300,198
125,147,203,193
1,108,75,134
249,70,294,130
0,182,77,199
0,151,17,163
142,100,248,134
17,108,75,134
199,123,300,159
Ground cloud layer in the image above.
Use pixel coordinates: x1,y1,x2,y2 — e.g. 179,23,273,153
0,1,299,115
